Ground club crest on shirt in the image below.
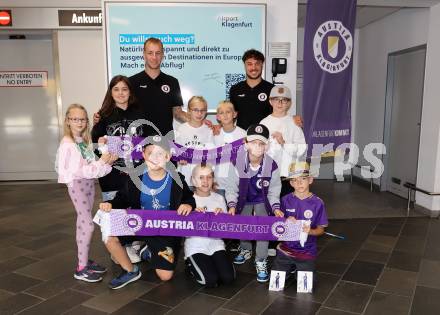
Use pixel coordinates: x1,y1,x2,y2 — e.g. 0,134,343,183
304,210,313,219
258,93,267,101
256,179,270,189
161,84,170,93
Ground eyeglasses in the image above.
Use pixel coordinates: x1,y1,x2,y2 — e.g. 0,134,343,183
68,118,88,123
271,98,290,105
189,108,207,114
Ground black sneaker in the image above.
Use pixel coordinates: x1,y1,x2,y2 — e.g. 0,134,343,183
87,260,107,273
74,266,103,282
109,265,142,290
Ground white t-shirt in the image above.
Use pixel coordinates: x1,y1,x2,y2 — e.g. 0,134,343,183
213,126,246,146
184,192,227,258
213,126,246,189
175,123,214,186
260,114,307,177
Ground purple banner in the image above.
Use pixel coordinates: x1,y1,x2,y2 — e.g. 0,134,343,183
302,0,356,155
106,136,244,164
94,209,304,242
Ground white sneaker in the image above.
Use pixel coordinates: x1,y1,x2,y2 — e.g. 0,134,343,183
268,248,276,257
126,245,141,263
255,259,269,283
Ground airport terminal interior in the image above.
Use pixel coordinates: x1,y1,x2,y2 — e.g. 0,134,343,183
1,0,440,314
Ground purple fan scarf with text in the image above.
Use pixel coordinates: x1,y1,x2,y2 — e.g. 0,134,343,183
106,136,244,164
302,0,356,156
96,209,303,242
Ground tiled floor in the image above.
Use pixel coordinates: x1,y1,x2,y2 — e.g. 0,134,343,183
0,181,439,314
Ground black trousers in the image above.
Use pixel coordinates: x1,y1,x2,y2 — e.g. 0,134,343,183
185,250,235,287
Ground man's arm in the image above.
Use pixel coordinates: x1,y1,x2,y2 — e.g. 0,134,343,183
172,106,189,123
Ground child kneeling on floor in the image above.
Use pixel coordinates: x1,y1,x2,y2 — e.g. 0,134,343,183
99,134,195,289
272,162,328,279
184,163,235,287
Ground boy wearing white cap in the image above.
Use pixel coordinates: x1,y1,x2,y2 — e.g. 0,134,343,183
260,85,307,196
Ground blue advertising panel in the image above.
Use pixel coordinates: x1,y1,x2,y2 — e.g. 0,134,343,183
104,1,266,111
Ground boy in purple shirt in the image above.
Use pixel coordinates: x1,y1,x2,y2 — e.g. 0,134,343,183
272,162,328,274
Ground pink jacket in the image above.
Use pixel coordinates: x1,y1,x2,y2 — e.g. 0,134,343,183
56,136,112,185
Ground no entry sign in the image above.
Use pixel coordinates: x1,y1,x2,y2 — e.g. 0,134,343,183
0,10,12,26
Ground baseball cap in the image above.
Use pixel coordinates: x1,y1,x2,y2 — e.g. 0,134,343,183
285,162,311,179
142,131,171,152
270,85,292,99
246,124,269,144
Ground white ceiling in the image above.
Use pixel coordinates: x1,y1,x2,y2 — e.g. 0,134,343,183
298,0,440,28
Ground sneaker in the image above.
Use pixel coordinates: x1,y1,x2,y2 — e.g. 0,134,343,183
139,244,152,261
126,245,141,263
109,265,142,289
255,259,269,283
74,266,103,283
233,247,252,265
267,248,277,257
87,260,107,273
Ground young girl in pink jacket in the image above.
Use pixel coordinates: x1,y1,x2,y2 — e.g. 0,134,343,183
56,103,117,282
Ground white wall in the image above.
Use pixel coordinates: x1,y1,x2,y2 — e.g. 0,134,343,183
353,8,429,185
55,0,298,121
57,30,107,121
416,2,440,213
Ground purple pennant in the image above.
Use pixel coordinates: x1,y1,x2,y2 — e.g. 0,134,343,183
302,0,356,156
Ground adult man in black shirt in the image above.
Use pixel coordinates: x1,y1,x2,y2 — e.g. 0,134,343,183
129,38,188,135
229,49,302,131
229,49,273,130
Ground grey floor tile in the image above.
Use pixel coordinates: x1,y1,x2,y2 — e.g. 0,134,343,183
15,250,77,280
0,293,43,315
213,309,248,315
63,305,108,315
342,260,384,286
364,292,411,315
315,260,349,275
199,271,254,299
417,259,440,289
355,249,389,264
0,246,33,263
262,295,321,315
111,299,170,315
362,234,397,254
138,272,200,307
0,272,41,293
323,281,373,313
15,232,72,251
316,308,356,315
372,223,402,237
0,289,14,302
18,289,92,315
222,281,280,315
283,272,339,303
393,235,426,255
0,256,40,277
387,250,421,272
317,241,361,264
24,272,78,299
167,292,226,315
82,280,154,313
411,285,440,315
376,267,417,296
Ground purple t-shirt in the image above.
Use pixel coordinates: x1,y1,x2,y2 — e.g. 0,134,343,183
245,166,264,204
279,193,328,259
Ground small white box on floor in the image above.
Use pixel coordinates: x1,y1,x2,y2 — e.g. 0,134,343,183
297,271,313,293
269,270,286,291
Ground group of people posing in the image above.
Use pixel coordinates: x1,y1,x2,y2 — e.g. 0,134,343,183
56,37,328,290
